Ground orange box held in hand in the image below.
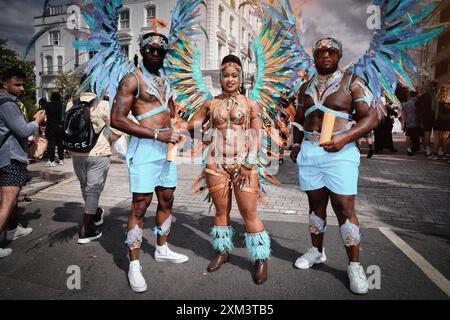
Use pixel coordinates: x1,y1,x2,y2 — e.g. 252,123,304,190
320,112,336,145
167,142,177,162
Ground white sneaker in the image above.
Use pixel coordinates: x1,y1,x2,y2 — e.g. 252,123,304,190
58,160,64,165
45,161,56,167
154,243,189,264
294,247,326,269
6,224,33,241
128,260,147,293
0,248,12,259
347,263,369,295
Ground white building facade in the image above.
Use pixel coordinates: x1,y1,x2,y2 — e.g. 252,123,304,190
33,3,91,100
34,0,261,99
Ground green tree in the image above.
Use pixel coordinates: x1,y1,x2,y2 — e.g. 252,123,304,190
54,71,80,99
0,38,37,119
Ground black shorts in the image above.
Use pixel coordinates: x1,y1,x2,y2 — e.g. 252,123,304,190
405,127,421,137
0,160,31,188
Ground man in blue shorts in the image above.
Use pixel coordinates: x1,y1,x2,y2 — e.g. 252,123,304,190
290,38,378,295
111,32,188,293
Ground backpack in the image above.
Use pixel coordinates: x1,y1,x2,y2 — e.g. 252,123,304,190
62,98,100,153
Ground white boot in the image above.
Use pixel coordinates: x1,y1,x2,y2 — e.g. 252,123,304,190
347,262,369,294
128,260,147,293
154,243,189,264
294,247,326,269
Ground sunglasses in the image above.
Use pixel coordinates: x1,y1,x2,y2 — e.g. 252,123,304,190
314,49,339,58
144,46,167,56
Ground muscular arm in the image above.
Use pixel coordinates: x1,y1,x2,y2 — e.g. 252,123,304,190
110,74,154,139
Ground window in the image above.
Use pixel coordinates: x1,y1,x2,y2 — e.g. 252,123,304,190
45,56,53,73
49,31,60,46
121,45,129,59
57,56,63,72
48,5,64,16
230,16,235,35
230,0,236,10
119,9,130,30
218,6,224,28
146,5,157,27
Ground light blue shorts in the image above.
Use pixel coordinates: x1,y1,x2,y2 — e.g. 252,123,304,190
126,137,177,194
297,141,360,195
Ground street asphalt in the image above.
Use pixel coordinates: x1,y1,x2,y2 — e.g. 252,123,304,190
0,135,449,300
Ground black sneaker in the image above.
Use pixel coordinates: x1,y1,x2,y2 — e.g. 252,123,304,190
367,150,374,159
94,207,104,227
78,227,102,244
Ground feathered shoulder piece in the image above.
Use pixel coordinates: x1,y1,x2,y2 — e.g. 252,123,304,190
73,0,136,103
73,0,206,106
246,1,309,187
349,0,448,109
164,0,213,120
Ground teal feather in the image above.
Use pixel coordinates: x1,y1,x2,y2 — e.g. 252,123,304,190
395,27,448,48
244,230,271,261
349,0,448,111
211,226,235,253
409,3,438,24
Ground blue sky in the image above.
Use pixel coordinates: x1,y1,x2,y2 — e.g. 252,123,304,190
0,0,373,65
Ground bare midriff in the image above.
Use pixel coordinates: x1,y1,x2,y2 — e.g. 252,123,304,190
207,94,250,164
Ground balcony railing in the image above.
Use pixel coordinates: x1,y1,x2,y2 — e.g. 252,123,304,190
41,69,63,76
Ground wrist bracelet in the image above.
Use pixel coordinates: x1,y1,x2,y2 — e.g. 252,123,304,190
154,128,159,140
293,143,301,148
242,163,255,170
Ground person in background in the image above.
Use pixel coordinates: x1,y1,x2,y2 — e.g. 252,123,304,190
67,77,125,245
401,91,421,156
44,92,65,167
430,84,450,160
416,81,439,157
0,67,46,258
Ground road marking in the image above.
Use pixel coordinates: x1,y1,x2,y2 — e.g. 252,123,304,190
379,227,450,298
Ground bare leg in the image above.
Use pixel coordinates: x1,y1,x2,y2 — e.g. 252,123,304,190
306,188,329,252
154,187,175,246
205,164,232,227
234,173,269,284
442,132,450,154
204,165,234,272
433,130,441,155
0,187,21,232
329,192,360,262
406,136,413,155
128,193,153,261
233,173,264,233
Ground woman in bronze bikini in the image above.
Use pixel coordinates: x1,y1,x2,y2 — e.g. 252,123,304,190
180,55,270,285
